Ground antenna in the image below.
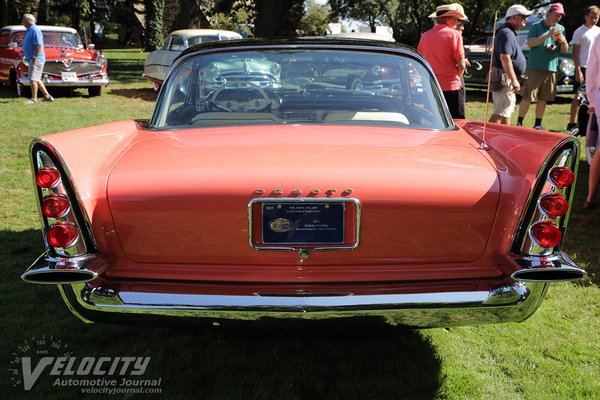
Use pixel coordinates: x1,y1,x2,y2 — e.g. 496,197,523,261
480,11,499,151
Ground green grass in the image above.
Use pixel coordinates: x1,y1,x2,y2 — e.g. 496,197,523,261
0,49,598,399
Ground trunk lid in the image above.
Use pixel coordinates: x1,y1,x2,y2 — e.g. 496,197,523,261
107,125,499,267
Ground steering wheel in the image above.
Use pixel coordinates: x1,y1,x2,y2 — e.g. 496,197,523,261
208,82,278,113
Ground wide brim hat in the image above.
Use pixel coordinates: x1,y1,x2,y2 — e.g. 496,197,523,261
428,3,469,22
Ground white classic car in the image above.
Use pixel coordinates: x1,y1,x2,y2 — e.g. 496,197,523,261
142,29,242,90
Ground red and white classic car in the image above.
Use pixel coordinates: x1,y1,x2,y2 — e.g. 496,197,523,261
0,25,109,96
22,39,585,327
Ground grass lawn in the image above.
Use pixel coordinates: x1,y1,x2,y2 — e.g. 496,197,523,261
0,49,598,399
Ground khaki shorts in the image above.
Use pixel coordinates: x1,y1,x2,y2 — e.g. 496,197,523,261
521,70,556,102
28,59,44,82
492,86,516,118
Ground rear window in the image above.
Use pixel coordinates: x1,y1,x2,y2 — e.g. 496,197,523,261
152,48,451,130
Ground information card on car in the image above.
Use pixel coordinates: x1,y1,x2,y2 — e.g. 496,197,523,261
262,203,345,244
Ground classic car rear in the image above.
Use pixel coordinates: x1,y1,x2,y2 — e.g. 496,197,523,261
22,39,585,327
142,29,242,90
0,25,109,96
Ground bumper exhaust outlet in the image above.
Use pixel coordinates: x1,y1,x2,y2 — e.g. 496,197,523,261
512,252,587,282
22,252,108,284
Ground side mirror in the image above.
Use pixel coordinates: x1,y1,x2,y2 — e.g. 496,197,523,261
87,43,95,51
8,42,18,48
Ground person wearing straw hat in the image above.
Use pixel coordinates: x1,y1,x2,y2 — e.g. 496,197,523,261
418,3,468,119
489,5,533,125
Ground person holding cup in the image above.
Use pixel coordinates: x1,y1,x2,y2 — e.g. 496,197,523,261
516,3,568,130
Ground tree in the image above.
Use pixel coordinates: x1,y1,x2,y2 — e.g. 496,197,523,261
144,0,165,51
254,0,304,37
299,0,330,36
169,0,210,31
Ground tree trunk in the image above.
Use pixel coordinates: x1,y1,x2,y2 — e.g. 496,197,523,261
37,0,49,24
169,0,210,31
254,0,304,37
0,0,7,27
144,0,165,51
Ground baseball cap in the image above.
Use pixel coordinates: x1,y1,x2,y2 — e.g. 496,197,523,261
506,5,534,18
549,3,565,15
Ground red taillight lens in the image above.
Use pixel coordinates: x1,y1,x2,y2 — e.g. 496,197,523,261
549,166,575,188
530,221,562,248
36,167,61,188
539,193,569,218
41,194,70,218
47,222,79,248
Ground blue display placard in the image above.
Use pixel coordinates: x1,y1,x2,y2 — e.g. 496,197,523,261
262,203,345,244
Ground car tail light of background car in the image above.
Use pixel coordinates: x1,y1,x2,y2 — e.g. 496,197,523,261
511,141,585,282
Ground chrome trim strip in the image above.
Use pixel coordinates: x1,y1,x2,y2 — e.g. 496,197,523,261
247,197,361,251
59,281,548,327
18,77,109,87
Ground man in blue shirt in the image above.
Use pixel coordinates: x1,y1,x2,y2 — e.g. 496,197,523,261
22,14,53,104
490,5,532,125
516,3,568,130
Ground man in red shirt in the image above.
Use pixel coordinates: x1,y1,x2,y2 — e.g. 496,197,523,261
418,3,468,118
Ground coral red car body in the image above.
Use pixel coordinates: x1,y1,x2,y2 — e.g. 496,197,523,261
0,25,109,96
22,39,585,327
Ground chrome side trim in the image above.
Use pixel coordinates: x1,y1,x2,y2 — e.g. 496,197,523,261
248,197,361,251
59,281,548,327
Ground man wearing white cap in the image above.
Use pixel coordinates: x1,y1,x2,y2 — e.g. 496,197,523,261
418,3,468,119
489,5,533,125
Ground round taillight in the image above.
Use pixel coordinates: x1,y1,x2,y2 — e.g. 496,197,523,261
539,193,569,218
549,166,575,189
41,194,70,218
47,222,79,248
36,167,61,188
529,221,562,248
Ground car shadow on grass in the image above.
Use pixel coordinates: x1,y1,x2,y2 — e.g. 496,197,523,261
2,229,443,400
109,87,157,102
0,84,99,100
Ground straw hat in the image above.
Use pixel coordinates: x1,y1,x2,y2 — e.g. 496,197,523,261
428,3,469,22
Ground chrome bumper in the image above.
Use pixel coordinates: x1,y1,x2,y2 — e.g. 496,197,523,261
57,280,549,327
18,77,110,87
556,84,574,93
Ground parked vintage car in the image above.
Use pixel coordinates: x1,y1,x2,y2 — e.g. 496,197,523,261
142,29,242,90
22,38,585,327
0,25,109,97
464,31,575,93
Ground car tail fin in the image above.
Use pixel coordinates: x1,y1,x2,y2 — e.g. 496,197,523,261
22,141,105,284
510,138,586,282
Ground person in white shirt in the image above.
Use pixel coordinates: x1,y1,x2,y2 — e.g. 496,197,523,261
568,6,600,132
585,32,600,209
